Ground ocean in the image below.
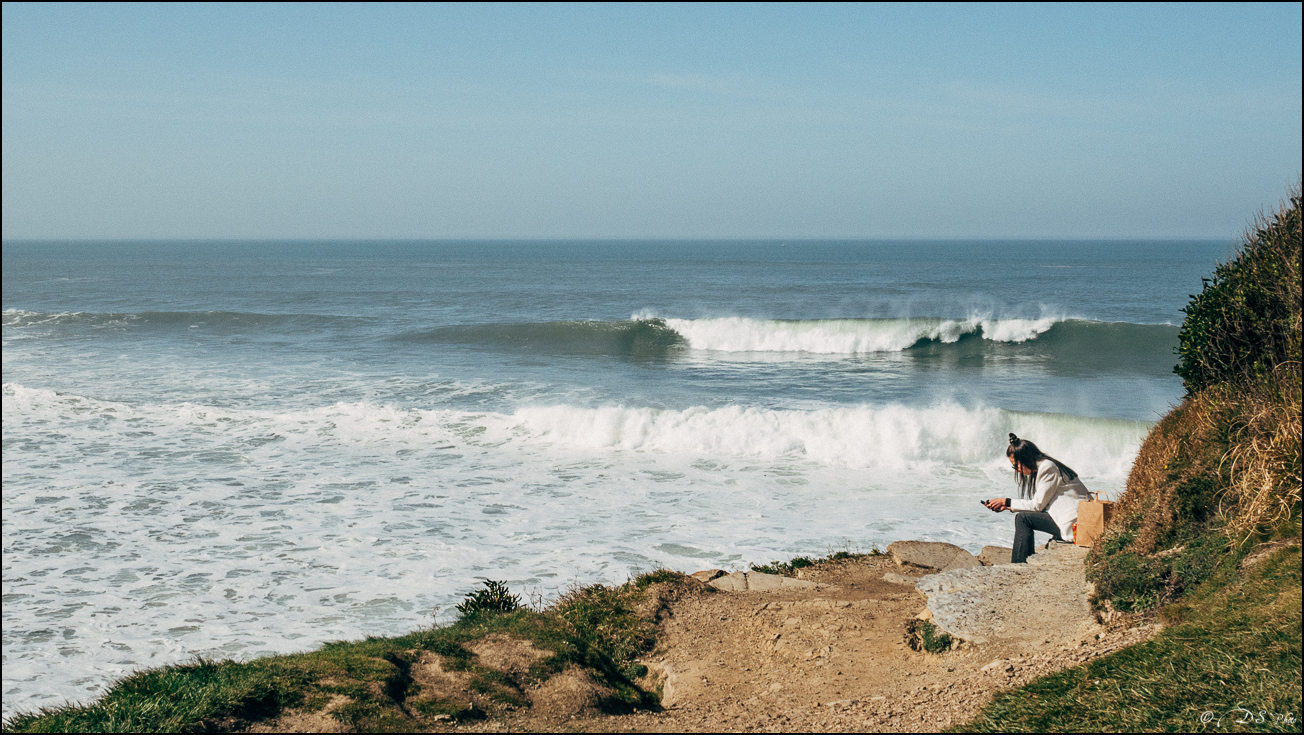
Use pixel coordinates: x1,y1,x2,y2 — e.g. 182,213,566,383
1,238,1229,715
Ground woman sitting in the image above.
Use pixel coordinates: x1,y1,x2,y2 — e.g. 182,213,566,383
984,433,1090,563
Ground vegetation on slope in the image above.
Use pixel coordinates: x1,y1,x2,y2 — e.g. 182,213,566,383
958,545,1300,733
2,571,687,733
956,185,1302,733
1093,185,1300,613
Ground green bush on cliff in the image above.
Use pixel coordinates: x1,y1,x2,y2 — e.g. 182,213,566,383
1176,189,1301,394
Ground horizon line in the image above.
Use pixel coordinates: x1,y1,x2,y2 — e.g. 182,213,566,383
2,236,1236,243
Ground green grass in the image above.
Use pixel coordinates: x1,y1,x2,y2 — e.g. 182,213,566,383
2,572,682,733
749,546,883,576
952,545,1301,733
0,657,309,733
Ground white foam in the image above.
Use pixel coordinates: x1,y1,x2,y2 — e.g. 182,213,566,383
1,384,1148,718
511,402,1146,477
655,315,1059,353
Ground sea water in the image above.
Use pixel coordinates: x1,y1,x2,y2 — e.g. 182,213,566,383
1,239,1230,715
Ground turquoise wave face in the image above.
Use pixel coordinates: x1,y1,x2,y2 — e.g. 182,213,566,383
904,319,1180,376
388,316,1178,375
10,309,1177,373
392,318,687,357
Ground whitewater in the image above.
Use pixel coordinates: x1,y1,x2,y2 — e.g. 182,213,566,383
659,315,1059,353
2,239,1229,716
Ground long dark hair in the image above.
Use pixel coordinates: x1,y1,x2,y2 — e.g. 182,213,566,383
1006,433,1078,498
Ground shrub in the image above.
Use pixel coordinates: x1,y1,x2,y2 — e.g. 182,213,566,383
1175,188,1301,394
750,556,815,576
455,580,521,618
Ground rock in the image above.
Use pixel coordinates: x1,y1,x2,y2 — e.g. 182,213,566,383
888,540,982,571
779,576,818,589
707,571,817,592
709,572,749,591
941,553,982,572
978,546,1013,566
744,571,789,591
882,572,917,586
916,544,1097,647
914,608,933,621
691,569,726,582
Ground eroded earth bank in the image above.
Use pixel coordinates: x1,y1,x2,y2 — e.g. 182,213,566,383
250,544,1160,733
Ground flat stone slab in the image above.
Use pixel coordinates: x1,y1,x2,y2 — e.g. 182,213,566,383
888,540,981,571
914,544,1100,647
978,546,1013,566
707,571,818,592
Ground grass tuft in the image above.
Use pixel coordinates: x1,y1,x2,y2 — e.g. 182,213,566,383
749,547,877,577
455,579,522,619
906,619,955,653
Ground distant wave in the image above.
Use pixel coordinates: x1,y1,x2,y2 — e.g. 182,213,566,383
2,309,369,332
6,310,1180,369
395,315,1179,365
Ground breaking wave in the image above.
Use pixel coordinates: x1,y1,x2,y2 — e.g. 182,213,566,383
396,315,1178,369
4,383,1149,479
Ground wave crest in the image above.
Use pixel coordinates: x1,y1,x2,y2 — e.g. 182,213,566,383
4,383,1148,479
660,316,1058,353
512,403,1148,477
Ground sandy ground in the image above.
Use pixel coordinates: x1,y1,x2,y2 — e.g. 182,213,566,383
462,553,1160,733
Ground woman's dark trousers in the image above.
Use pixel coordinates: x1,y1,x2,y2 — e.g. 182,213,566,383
1012,511,1062,563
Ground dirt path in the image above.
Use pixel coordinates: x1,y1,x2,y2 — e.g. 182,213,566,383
480,553,1160,732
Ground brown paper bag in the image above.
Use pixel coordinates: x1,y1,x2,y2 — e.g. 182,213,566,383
1076,494,1116,547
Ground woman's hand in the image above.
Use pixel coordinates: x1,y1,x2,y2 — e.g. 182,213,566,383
984,498,1008,512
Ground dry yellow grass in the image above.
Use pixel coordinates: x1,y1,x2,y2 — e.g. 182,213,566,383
1114,389,1230,554
1111,365,1301,558
1217,364,1302,548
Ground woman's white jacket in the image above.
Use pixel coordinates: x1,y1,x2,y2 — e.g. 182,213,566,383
1008,460,1090,539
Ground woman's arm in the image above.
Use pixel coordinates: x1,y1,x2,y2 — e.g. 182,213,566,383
1008,462,1061,512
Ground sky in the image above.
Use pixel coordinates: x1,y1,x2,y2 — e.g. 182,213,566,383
2,3,1300,240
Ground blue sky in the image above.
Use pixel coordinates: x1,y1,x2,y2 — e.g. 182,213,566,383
2,3,1300,239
